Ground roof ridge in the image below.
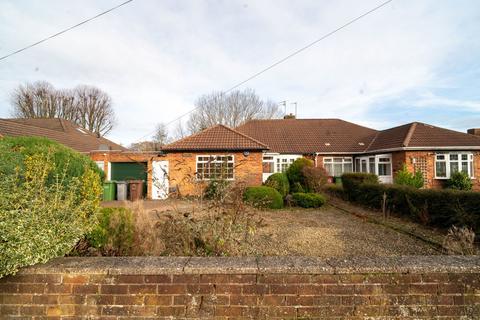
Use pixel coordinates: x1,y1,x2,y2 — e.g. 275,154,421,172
402,122,417,147
219,124,269,148
163,124,221,148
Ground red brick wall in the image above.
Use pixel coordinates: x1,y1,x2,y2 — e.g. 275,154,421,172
90,151,263,198
1,257,478,319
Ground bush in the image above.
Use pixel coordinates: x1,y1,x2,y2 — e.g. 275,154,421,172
394,164,424,189
0,136,104,184
324,184,345,199
204,180,230,200
264,173,289,197
341,173,379,201
302,166,328,192
86,207,135,256
244,186,284,209
286,158,314,192
447,171,473,191
342,176,480,233
0,152,101,278
292,193,326,208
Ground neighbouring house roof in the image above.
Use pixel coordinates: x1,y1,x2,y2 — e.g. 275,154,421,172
366,122,480,152
0,118,125,153
235,119,378,154
162,124,268,151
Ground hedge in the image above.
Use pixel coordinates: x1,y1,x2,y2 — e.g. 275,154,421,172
264,173,289,197
342,173,480,233
292,193,326,208
244,186,284,209
285,158,313,192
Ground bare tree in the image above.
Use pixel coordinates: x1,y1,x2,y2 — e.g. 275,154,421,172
74,85,116,136
10,81,116,137
187,88,283,133
152,122,169,146
172,120,187,140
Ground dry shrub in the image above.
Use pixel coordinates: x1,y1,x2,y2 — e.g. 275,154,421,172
302,166,328,192
157,181,262,256
442,226,477,255
126,201,166,256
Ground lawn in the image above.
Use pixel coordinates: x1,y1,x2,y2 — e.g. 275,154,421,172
102,199,440,257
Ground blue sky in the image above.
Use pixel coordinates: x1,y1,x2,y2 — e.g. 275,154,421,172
1,0,479,145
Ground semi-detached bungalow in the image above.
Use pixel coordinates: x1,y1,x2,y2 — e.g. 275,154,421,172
2,117,480,199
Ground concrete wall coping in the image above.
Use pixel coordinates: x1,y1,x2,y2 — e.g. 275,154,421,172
18,256,480,275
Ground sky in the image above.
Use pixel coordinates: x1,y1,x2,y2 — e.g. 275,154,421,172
1,0,480,146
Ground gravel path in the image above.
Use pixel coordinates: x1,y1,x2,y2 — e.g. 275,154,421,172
253,206,440,257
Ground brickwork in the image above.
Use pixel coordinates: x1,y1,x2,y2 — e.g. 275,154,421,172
90,151,263,198
1,256,479,319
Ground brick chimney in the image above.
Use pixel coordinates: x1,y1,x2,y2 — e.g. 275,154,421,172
467,128,480,136
283,113,296,119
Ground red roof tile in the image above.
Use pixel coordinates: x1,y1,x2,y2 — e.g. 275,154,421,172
0,118,125,153
162,124,268,151
236,119,377,153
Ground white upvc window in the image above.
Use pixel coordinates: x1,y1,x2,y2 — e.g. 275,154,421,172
435,152,474,179
95,161,105,172
196,155,234,180
275,155,302,173
323,157,353,176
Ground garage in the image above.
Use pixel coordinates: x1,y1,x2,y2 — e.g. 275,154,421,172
110,162,148,197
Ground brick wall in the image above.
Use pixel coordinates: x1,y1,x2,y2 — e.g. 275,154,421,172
1,256,479,319
90,151,263,198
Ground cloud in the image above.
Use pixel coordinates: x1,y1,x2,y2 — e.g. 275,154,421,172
0,0,479,145
412,92,480,111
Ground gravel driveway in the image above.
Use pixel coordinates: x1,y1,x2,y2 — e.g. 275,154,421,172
252,206,440,257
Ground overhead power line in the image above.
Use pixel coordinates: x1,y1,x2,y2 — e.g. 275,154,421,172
0,0,134,62
135,0,394,142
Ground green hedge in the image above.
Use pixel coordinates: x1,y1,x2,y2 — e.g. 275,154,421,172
264,173,289,197
342,173,480,232
292,193,326,208
286,158,313,192
244,186,284,209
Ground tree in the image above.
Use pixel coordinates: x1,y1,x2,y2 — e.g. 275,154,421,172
187,88,283,133
10,81,116,137
152,123,169,146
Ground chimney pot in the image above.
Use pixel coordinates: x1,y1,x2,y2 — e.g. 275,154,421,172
284,113,296,119
467,128,480,136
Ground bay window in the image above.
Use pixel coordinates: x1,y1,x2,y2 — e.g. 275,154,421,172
435,152,474,179
196,155,234,180
323,157,353,176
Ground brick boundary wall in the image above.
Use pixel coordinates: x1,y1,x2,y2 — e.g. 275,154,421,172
1,256,479,319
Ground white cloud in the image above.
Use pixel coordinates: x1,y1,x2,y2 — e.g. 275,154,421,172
0,0,479,144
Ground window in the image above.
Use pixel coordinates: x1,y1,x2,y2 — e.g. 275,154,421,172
95,161,105,171
262,156,274,174
323,157,353,176
377,157,392,176
196,155,234,180
275,155,300,172
435,152,474,179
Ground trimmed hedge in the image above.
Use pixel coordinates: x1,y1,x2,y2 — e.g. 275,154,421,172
244,186,284,209
342,173,480,233
264,173,289,197
292,193,326,208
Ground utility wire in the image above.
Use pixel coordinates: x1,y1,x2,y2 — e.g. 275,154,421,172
135,0,394,142
0,0,134,62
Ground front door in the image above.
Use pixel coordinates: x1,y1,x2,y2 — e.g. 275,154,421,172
152,161,169,200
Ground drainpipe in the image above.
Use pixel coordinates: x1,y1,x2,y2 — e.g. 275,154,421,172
314,152,319,167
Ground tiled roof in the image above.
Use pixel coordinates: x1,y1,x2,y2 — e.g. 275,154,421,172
162,124,268,151
367,122,480,151
0,118,125,153
236,119,378,153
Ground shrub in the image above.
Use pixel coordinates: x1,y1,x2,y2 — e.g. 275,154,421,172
302,166,328,193
285,158,314,192
0,136,104,184
341,172,379,201
204,179,230,200
292,193,326,208
394,164,424,189
0,152,101,278
342,176,480,233
244,186,284,209
86,207,135,256
447,171,472,191
324,184,345,199
264,173,289,197
442,226,476,255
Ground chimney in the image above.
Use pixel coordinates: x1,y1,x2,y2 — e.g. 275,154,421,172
467,128,480,136
284,113,296,119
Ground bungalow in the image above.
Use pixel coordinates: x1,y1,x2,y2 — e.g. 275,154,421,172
236,118,480,189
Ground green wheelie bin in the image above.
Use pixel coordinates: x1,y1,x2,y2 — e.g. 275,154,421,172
103,181,117,201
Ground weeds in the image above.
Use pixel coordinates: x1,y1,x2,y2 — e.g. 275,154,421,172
442,226,477,255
